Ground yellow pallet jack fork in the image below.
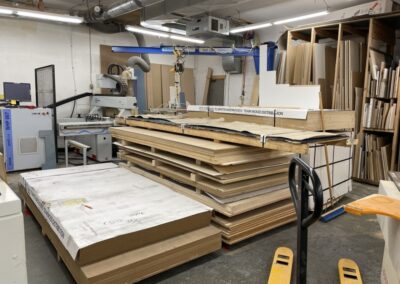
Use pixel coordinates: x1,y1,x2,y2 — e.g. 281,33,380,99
338,259,363,284
267,157,363,284
267,247,293,284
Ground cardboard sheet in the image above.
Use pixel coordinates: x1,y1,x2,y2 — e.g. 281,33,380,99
20,164,211,261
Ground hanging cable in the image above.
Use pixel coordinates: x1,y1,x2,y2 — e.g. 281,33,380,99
70,27,78,118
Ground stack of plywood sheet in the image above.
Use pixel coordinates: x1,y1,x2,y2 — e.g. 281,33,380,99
111,126,297,244
19,163,220,283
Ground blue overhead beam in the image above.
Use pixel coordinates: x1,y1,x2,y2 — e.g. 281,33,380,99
112,45,277,75
112,46,259,57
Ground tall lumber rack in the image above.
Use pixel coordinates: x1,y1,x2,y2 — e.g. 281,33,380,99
285,12,400,185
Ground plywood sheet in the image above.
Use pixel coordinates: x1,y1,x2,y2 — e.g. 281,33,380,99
22,186,220,284
146,64,163,109
116,142,290,183
123,164,292,217
21,164,211,264
111,127,285,165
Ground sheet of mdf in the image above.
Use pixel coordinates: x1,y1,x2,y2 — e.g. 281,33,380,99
146,64,163,109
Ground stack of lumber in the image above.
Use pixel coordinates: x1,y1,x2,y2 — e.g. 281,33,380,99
20,164,220,283
354,134,392,182
115,115,349,154
332,40,363,110
275,51,287,84
287,42,313,85
313,43,337,109
111,127,296,244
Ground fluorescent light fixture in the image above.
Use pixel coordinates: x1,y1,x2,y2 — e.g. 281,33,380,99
141,21,187,35
125,25,169,38
170,35,204,44
273,10,328,25
230,22,272,34
126,25,205,44
0,7,13,15
16,10,83,24
140,21,170,32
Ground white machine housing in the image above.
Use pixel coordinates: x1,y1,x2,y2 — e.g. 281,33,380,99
0,180,27,284
186,15,230,38
58,118,113,162
0,108,53,172
89,95,137,118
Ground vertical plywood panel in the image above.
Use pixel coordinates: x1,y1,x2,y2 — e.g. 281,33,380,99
161,65,174,106
146,64,162,109
181,68,196,104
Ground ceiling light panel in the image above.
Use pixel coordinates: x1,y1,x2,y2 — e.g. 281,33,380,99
230,22,272,34
273,11,329,25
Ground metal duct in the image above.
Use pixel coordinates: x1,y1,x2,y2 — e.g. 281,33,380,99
127,33,151,73
85,0,162,22
87,22,125,33
222,56,242,74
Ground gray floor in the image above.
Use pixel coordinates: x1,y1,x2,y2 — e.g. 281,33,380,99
9,171,384,284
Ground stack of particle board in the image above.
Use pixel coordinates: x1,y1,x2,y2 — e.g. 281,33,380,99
111,126,297,244
19,163,220,283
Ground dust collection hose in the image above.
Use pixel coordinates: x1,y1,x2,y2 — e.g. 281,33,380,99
46,92,93,108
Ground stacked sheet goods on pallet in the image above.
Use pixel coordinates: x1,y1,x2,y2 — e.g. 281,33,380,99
110,126,298,244
19,163,220,284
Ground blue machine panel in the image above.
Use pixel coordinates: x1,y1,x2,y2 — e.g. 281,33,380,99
3,109,14,171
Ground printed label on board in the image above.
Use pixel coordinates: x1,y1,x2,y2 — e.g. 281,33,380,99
187,105,309,119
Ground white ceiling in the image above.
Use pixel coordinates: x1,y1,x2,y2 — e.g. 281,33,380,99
216,0,372,22
1,0,373,21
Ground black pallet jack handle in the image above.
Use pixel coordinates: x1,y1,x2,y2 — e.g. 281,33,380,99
288,157,324,284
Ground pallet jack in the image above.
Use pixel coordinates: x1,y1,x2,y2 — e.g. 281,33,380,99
267,157,363,284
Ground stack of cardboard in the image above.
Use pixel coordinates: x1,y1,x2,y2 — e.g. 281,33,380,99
20,164,221,283
111,127,296,244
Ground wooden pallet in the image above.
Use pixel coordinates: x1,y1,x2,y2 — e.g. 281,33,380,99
20,185,221,284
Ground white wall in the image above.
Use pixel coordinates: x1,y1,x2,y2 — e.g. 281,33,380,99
0,17,194,118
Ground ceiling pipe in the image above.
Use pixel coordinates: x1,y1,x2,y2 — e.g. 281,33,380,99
84,0,162,23
127,32,151,73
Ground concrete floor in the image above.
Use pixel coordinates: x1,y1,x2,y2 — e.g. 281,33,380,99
9,171,384,284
